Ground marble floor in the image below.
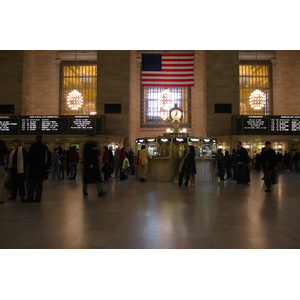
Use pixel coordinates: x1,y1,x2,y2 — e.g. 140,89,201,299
1,169,300,249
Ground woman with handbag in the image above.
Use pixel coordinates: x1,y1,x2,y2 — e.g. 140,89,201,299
8,139,28,201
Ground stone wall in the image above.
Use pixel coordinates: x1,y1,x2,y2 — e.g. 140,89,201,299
97,50,130,142
206,50,239,136
273,50,300,115
0,50,24,114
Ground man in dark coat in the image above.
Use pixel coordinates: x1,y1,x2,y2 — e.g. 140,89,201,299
0,139,9,204
25,134,51,202
260,141,277,192
82,135,106,197
236,141,250,184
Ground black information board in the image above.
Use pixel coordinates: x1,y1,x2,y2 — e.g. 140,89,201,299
0,116,19,134
270,116,300,133
20,116,68,134
70,116,94,133
233,115,300,135
0,115,106,135
244,117,268,133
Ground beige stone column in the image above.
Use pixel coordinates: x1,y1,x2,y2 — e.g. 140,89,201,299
129,50,141,148
191,50,207,137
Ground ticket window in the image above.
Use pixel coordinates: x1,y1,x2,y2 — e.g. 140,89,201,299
188,138,201,158
157,140,172,157
146,139,158,156
147,145,156,156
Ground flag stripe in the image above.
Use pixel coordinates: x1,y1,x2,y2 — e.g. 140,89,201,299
142,53,194,87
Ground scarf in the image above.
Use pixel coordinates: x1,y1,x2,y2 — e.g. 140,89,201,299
8,146,24,173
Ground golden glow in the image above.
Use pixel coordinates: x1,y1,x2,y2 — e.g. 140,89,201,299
239,63,271,115
61,64,97,115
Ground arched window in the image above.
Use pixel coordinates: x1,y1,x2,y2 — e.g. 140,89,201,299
60,61,97,115
239,61,272,115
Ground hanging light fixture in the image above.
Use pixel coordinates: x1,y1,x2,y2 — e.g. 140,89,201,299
67,50,84,110
83,102,97,115
249,51,266,110
159,88,174,120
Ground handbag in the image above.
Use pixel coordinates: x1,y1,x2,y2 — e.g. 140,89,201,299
122,157,130,169
136,151,141,165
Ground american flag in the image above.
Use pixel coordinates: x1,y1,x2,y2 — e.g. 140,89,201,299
141,53,194,86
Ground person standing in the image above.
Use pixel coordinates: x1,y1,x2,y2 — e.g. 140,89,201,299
65,146,71,177
102,146,110,183
8,139,28,201
216,149,226,181
108,146,114,177
230,149,237,180
69,146,79,180
138,145,152,182
283,151,291,171
236,141,250,184
178,143,189,186
52,148,61,180
185,145,197,187
0,139,9,204
113,147,121,178
82,135,106,197
58,146,66,179
224,150,231,180
25,134,52,203
128,148,135,176
260,141,277,193
118,147,128,180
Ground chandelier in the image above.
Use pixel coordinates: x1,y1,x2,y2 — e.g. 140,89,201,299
248,50,266,110
83,102,97,115
249,88,266,110
159,88,174,120
67,88,83,110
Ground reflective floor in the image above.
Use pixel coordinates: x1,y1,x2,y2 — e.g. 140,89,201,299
1,169,300,249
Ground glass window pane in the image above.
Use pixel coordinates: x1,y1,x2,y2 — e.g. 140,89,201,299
60,62,97,115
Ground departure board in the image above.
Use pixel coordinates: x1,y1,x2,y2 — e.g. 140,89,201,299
233,115,300,135
244,117,268,132
20,116,68,134
270,116,300,133
70,116,94,132
0,116,19,133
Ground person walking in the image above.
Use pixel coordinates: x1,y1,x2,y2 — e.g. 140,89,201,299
138,145,152,182
69,146,79,180
8,139,28,201
82,135,106,197
185,145,197,187
25,134,52,203
260,141,277,192
0,139,9,204
178,143,189,186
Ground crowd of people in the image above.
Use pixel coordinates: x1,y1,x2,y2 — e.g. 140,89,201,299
215,141,281,192
0,135,295,204
0,134,139,204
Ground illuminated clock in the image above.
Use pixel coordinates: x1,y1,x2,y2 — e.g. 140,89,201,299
170,107,183,121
